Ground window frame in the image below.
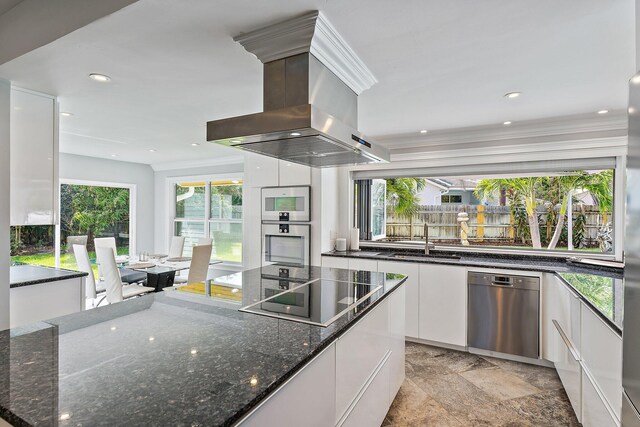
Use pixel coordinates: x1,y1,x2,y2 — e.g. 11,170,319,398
168,173,243,266
351,156,624,261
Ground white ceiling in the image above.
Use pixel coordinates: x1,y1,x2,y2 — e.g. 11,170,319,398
0,0,635,165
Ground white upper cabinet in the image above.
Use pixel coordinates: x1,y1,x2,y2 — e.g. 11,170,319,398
10,88,58,225
278,160,311,186
243,152,279,188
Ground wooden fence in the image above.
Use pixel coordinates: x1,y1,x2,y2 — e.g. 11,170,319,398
386,205,609,247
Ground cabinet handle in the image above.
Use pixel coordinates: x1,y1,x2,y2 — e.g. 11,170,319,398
552,320,580,362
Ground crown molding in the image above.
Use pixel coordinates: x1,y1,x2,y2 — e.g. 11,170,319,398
233,11,377,95
376,111,629,150
151,155,244,172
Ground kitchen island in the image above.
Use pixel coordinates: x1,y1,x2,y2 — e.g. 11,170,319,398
0,265,407,427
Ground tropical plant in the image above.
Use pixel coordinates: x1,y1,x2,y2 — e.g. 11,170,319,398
386,178,426,218
475,177,543,248
544,170,613,250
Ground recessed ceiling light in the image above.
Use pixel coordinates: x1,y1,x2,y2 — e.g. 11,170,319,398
110,326,117,331
191,143,200,147
60,112,73,117
632,74,640,85
148,336,155,341
420,129,428,134
503,121,512,125
597,109,609,115
149,149,157,153
290,132,301,136
504,92,521,99
89,73,111,82
111,154,117,157
629,107,636,114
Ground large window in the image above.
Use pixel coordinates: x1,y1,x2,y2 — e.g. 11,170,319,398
356,168,616,255
11,183,132,270
174,179,243,263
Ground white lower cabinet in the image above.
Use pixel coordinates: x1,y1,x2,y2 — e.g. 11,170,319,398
554,321,582,423
581,302,622,420
238,285,405,427
322,256,350,269
418,264,466,346
388,284,406,403
238,344,337,427
340,355,391,427
582,370,618,427
347,258,378,272
336,295,389,421
378,261,419,338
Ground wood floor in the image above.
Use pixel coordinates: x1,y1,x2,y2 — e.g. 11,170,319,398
383,342,579,426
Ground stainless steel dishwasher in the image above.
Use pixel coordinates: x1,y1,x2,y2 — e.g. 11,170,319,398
467,271,540,359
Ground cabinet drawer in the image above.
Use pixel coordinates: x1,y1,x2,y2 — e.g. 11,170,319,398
554,320,582,423
336,298,389,421
582,370,618,427
348,258,378,272
339,355,390,427
581,303,622,418
321,256,349,269
238,344,336,427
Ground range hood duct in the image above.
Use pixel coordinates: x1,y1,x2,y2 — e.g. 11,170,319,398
206,12,390,168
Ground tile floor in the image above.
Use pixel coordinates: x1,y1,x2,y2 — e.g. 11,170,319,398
383,342,579,426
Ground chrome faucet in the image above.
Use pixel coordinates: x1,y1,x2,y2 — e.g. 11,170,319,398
424,223,435,255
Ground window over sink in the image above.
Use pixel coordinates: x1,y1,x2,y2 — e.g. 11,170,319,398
354,159,618,257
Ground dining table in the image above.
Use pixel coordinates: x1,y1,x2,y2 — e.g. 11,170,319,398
119,256,223,292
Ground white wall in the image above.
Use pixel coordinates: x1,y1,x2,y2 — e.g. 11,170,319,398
0,79,9,330
152,161,244,256
59,153,155,252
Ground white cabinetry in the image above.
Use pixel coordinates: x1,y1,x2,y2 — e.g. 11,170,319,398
347,258,378,272
553,320,582,422
10,88,58,225
582,370,618,427
581,302,622,420
378,261,419,338
243,152,279,188
418,264,467,346
322,256,349,269
239,344,337,427
278,160,311,186
237,286,405,427
336,296,389,421
10,277,85,328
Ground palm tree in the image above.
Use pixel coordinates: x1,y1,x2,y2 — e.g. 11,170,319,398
386,178,426,218
546,170,613,250
475,177,543,248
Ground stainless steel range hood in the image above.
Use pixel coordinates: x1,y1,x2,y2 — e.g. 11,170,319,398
206,13,390,168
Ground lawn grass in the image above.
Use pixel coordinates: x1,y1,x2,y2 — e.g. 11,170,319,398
12,247,129,276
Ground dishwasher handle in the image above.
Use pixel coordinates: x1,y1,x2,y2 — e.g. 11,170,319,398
490,281,514,287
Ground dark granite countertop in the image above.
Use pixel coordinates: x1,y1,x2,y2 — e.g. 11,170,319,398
10,264,88,288
323,248,624,334
0,265,406,427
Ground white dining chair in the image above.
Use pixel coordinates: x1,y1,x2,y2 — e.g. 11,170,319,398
168,236,186,258
96,247,155,304
197,237,213,246
173,244,212,286
94,237,146,284
73,244,106,307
